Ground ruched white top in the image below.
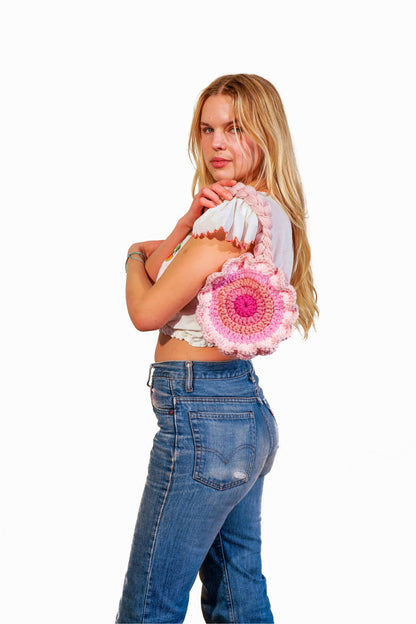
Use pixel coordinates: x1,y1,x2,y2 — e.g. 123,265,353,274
156,194,294,347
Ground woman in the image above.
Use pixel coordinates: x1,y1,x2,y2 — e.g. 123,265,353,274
116,74,318,624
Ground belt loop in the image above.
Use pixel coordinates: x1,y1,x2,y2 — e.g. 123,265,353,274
185,361,193,392
146,364,154,388
247,361,255,383
247,361,260,396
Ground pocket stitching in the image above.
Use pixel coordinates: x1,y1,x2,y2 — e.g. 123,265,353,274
189,411,256,491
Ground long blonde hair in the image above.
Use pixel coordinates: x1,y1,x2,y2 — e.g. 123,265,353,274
188,74,318,338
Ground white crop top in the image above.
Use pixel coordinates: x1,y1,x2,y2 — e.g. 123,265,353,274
156,194,294,347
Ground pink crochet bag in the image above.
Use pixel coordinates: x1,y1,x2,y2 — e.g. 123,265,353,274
196,183,298,359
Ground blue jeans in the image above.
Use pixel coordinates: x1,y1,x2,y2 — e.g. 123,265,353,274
116,360,278,624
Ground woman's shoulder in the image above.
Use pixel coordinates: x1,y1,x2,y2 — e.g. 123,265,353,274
192,195,259,250
261,194,292,230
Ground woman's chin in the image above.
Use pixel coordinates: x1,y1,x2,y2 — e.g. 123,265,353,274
209,168,234,183
204,160,236,183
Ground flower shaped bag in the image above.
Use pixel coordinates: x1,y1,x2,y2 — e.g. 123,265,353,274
196,183,298,359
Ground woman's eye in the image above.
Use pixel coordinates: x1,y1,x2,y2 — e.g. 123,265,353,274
230,126,242,134
201,127,213,134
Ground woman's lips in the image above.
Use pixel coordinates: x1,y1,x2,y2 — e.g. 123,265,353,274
210,158,230,168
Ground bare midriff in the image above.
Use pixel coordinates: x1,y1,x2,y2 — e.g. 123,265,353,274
154,332,235,362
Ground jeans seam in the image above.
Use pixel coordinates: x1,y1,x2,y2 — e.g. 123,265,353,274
141,399,178,622
261,402,274,456
218,530,237,624
261,401,278,456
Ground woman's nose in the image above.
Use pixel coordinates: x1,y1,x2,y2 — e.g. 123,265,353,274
212,130,227,150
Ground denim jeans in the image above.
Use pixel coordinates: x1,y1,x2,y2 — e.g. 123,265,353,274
116,360,278,624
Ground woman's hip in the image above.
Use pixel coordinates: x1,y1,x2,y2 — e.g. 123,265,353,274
147,359,278,491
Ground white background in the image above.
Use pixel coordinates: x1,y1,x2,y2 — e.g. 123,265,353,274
1,1,415,622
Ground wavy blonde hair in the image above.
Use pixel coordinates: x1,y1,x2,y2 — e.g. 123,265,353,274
188,73,318,338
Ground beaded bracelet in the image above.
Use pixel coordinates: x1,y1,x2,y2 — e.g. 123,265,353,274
125,251,146,272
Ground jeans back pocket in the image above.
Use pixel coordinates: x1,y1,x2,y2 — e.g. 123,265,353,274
189,410,256,490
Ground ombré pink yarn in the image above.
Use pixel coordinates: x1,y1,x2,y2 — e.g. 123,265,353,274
196,183,298,359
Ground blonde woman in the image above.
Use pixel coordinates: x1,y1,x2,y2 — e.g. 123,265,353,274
116,74,318,624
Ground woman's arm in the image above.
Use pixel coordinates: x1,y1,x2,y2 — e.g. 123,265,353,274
144,181,236,282
126,232,243,332
144,218,191,282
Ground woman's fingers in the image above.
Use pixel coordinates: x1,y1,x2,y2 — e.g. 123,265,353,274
200,196,219,209
188,179,238,222
200,187,224,205
211,182,234,201
201,180,237,204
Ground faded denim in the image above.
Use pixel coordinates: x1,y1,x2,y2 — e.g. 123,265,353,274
116,359,278,624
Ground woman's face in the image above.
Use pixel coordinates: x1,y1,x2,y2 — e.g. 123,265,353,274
200,94,260,183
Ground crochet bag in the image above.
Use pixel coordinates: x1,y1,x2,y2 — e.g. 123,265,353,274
196,183,298,360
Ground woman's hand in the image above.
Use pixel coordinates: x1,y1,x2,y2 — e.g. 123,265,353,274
128,240,164,258
180,180,237,230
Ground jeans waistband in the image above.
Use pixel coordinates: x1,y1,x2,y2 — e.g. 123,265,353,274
147,360,255,391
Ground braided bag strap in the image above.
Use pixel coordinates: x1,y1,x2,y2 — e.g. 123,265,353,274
228,183,273,263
